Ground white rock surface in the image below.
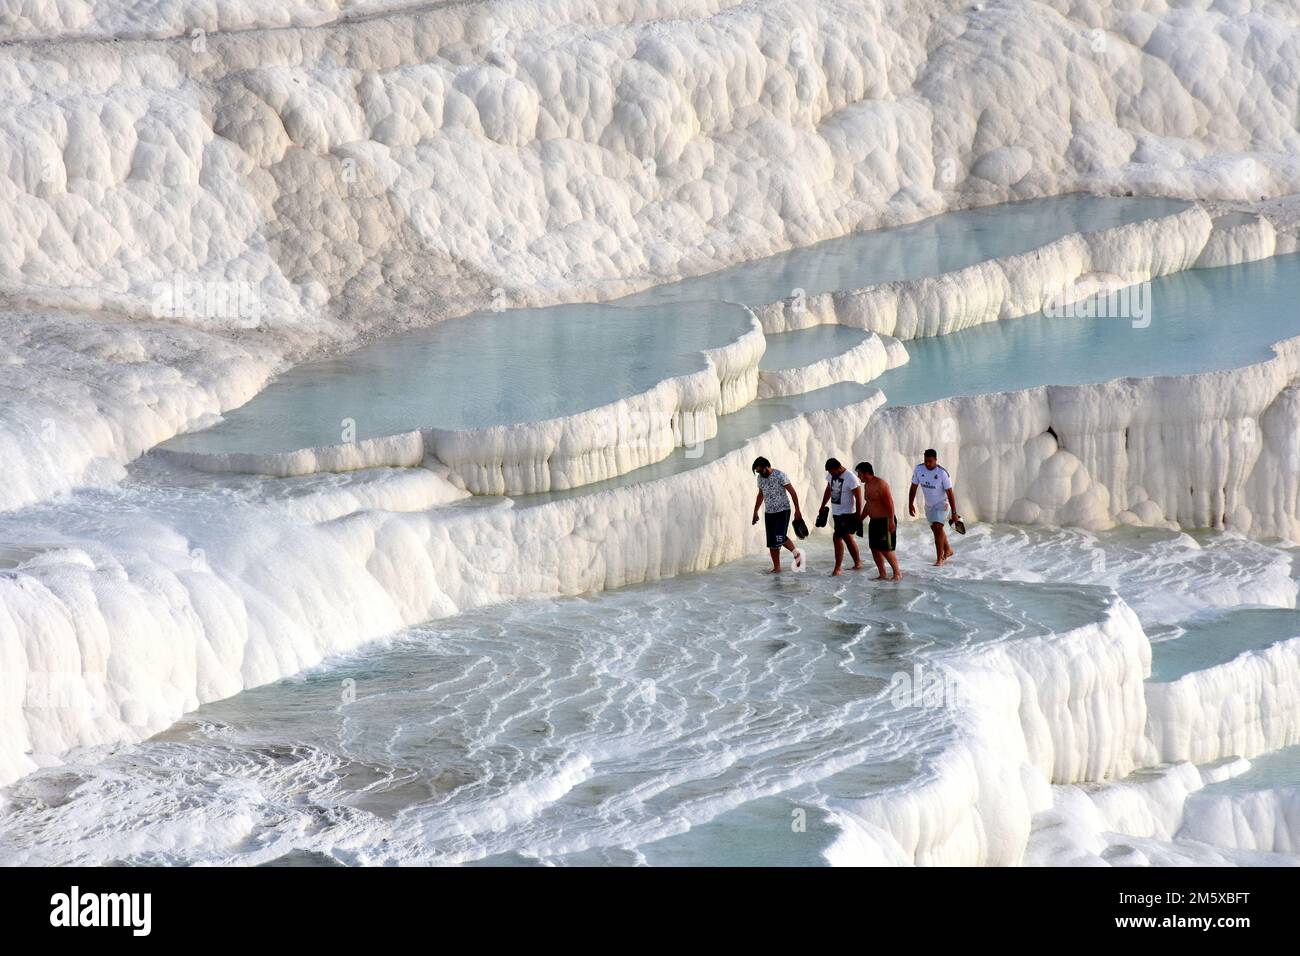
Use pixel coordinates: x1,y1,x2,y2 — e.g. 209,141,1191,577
1146,636,1300,766
4,0,1300,851
3,1,1300,510
757,332,906,398
755,206,1213,336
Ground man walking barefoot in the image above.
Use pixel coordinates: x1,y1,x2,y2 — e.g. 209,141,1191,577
820,458,863,576
856,462,901,580
909,449,961,566
752,457,805,572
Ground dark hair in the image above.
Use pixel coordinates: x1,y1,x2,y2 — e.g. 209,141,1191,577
825,458,841,471
751,456,770,473
923,448,937,459
855,461,873,476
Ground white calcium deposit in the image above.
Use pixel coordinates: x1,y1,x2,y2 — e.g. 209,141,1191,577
4,0,1300,507
2,1,1300,863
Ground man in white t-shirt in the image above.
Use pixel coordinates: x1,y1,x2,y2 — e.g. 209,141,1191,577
819,457,863,576
908,448,961,566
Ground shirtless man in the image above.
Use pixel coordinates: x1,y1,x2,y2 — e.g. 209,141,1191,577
855,462,901,580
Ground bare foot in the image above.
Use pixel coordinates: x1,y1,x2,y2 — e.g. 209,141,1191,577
851,562,864,571
831,567,843,577
875,574,888,581
768,566,782,573
892,572,903,580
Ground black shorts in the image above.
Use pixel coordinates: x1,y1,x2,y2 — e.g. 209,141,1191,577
832,513,862,539
868,516,896,552
764,509,791,549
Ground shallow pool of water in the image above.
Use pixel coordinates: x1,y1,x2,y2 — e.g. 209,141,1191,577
0,532,1116,866
1200,744,1300,795
522,254,1300,502
162,299,753,454
872,253,1300,405
760,325,869,371
623,194,1188,308
1149,607,1300,682
161,195,1186,458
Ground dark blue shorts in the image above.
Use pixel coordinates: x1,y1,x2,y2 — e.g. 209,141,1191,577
764,509,791,548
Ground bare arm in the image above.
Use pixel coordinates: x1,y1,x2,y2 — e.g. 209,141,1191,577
784,483,802,517
752,490,763,523
946,486,958,518
852,485,863,515
908,482,918,517
884,482,897,531
820,484,832,510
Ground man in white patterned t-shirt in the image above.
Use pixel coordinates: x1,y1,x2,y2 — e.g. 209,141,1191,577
751,456,805,573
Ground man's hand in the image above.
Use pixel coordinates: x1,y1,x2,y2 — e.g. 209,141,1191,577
889,515,896,533
908,503,916,517
752,511,759,525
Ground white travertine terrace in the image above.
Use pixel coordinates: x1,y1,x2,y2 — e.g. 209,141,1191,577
1145,636,1300,766
755,206,1223,336
756,332,906,399
1194,212,1295,269
858,335,1300,540
5,332,1300,794
2,1,1300,862
140,206,1299,504
4,0,1300,508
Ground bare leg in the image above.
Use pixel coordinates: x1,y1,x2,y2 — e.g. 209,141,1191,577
768,547,782,572
872,549,887,579
832,537,845,576
846,535,863,570
931,523,953,566
885,551,902,580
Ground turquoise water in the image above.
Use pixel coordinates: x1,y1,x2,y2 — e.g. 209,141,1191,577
1199,745,1300,795
0,536,1115,866
162,299,753,454
162,195,1185,457
523,254,1300,505
1149,607,1300,682
871,253,1300,405
760,326,869,371
622,194,1188,308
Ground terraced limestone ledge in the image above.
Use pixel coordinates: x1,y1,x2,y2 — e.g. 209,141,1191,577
754,205,1296,338
1145,637,1300,766
854,335,1300,540
1195,211,1300,269
756,332,907,399
158,314,768,494
157,203,1300,501
10,334,1300,797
